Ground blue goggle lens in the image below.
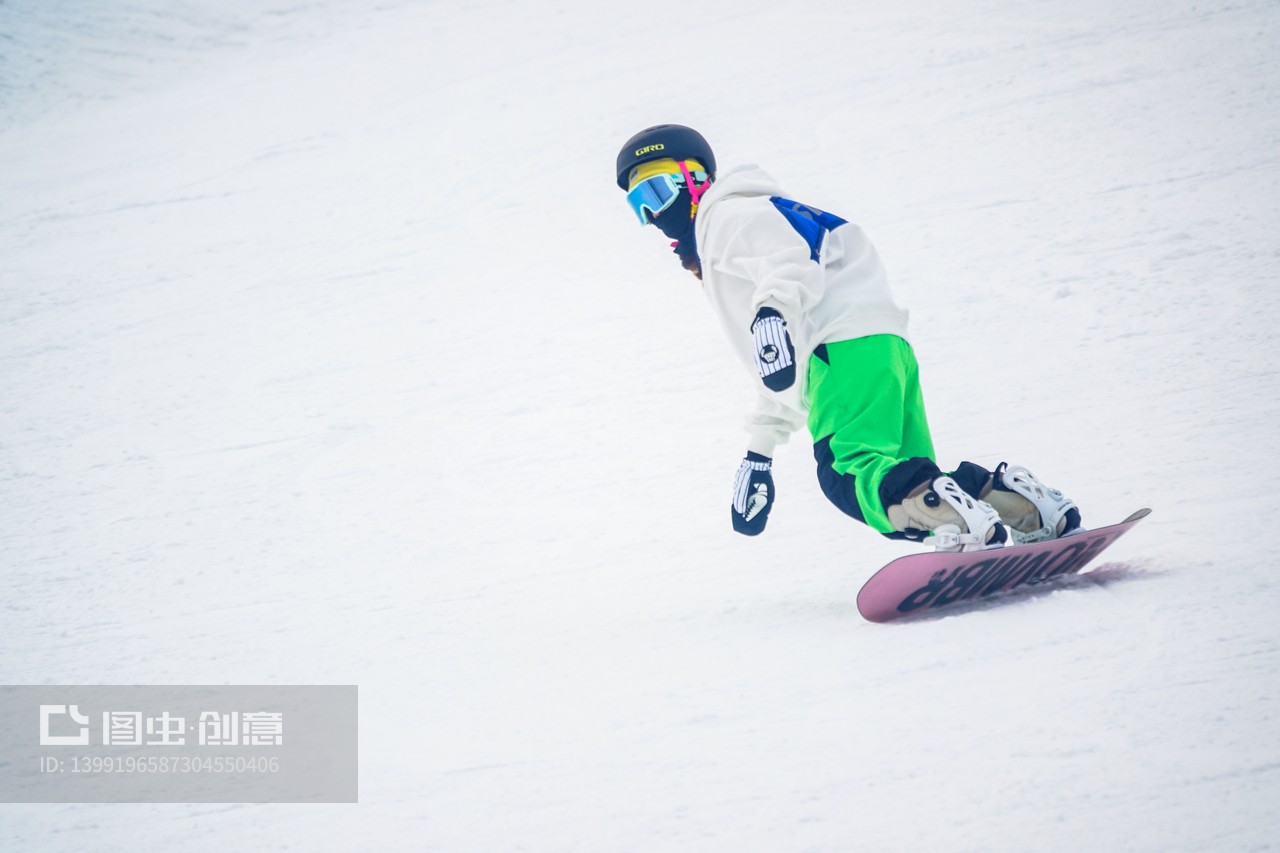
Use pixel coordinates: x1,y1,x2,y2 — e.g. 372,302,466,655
625,173,681,225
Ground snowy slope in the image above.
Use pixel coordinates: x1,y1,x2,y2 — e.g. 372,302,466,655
2,0,1278,850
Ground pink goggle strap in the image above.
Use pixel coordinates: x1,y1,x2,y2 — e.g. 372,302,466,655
679,161,709,206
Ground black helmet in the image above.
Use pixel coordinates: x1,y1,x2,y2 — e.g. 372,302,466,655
615,124,716,190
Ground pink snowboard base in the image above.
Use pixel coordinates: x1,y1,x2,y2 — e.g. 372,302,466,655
856,509,1152,623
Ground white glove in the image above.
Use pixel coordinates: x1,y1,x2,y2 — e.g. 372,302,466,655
731,452,775,536
750,307,795,391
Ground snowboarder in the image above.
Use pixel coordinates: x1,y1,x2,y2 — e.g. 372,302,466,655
615,124,1081,552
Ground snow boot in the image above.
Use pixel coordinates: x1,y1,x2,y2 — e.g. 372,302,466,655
978,463,1082,545
886,475,1007,552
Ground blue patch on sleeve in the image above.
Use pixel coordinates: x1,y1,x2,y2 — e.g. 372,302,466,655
769,197,848,262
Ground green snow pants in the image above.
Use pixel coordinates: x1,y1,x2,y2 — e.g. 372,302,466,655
806,335,945,537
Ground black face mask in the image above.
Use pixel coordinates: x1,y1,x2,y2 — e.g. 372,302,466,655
653,189,701,278
653,189,693,240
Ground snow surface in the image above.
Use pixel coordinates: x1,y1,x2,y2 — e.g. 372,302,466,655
2,0,1279,849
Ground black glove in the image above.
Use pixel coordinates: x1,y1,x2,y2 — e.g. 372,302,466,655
731,452,775,536
750,307,796,391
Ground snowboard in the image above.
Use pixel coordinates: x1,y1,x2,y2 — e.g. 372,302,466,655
856,508,1152,623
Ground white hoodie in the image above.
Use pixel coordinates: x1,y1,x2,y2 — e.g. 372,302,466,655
693,165,910,457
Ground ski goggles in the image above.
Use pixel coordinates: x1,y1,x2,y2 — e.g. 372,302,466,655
625,160,709,225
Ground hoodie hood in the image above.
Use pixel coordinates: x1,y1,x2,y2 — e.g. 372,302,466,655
694,164,785,249
697,164,785,209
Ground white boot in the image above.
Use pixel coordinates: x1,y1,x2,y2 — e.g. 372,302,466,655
983,464,1082,545
886,475,1007,553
